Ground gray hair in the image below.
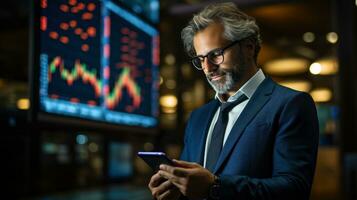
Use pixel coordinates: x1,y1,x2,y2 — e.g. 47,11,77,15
181,2,261,62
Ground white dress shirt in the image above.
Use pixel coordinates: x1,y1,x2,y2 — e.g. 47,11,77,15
203,69,266,168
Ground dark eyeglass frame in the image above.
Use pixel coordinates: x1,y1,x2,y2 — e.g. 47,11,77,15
190,40,241,70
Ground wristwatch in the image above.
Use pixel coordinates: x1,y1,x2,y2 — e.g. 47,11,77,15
208,175,221,200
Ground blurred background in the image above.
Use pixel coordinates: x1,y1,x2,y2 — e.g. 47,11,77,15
0,0,356,199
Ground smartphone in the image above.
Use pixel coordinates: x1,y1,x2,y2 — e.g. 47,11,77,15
137,152,174,171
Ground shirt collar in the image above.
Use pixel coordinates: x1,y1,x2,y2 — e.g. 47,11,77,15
216,68,266,103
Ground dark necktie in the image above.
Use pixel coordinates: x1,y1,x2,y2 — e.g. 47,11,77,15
206,94,248,172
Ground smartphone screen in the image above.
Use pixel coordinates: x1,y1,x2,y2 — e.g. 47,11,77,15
137,152,174,171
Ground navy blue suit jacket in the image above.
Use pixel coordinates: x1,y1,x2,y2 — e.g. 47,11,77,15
180,78,319,200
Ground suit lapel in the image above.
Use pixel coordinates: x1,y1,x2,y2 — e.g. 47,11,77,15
213,78,275,173
193,99,220,165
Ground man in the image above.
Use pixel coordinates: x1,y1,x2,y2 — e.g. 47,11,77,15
149,2,319,200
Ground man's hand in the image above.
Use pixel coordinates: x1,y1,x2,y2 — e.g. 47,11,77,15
148,171,181,200
159,159,215,199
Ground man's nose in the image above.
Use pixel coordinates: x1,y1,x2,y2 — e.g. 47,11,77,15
202,57,217,72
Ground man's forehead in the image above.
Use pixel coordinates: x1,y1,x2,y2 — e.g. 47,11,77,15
193,23,227,55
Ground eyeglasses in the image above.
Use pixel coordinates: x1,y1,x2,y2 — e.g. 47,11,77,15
191,40,241,70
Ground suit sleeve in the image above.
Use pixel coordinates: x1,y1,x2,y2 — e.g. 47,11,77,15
179,111,195,162
178,113,195,200
219,92,319,200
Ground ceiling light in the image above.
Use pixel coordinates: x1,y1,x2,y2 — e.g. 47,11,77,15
76,134,88,145
160,95,178,113
165,79,176,89
160,95,178,108
165,54,176,65
278,80,311,92
310,57,338,75
17,98,30,110
326,32,338,44
309,62,322,75
88,142,99,152
310,88,332,103
264,58,309,75
303,32,315,43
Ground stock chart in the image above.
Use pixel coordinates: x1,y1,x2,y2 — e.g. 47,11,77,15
39,0,159,127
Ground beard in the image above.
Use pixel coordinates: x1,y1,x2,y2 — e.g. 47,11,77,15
206,57,248,94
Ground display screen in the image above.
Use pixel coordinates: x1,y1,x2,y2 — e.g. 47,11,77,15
117,0,159,24
37,0,159,128
108,142,133,179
